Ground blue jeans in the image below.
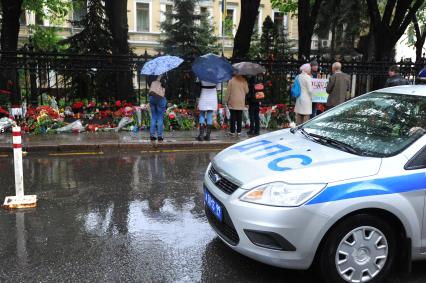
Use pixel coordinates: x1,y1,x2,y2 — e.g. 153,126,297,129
199,110,213,125
149,96,167,137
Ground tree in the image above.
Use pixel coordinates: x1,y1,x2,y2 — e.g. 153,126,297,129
271,0,324,60
160,0,203,57
65,0,113,55
366,0,425,61
248,27,261,59
104,0,134,102
198,14,220,55
407,3,426,62
0,0,72,104
64,0,115,100
1,0,71,52
259,16,277,59
232,0,260,59
160,0,219,102
315,0,366,59
274,26,295,59
31,27,67,52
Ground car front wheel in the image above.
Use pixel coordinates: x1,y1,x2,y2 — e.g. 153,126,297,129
317,214,397,283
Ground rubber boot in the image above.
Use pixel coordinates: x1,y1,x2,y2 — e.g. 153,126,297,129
196,124,205,141
204,125,212,141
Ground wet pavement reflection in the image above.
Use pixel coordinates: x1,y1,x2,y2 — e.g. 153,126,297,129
0,151,425,282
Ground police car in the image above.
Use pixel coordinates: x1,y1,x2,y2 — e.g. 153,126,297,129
204,85,426,283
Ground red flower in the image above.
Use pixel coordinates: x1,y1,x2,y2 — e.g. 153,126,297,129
72,101,84,110
115,100,122,108
169,112,176,120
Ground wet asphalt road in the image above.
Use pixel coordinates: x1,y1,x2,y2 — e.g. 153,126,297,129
0,151,426,283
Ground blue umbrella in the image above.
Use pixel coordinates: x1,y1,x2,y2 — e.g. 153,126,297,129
192,53,233,84
141,55,184,75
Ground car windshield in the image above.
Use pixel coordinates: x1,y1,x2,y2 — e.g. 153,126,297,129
302,92,426,157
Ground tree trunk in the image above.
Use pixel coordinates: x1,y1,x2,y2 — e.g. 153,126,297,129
0,0,24,105
104,0,134,103
297,0,323,60
413,15,426,62
366,0,425,61
232,0,260,60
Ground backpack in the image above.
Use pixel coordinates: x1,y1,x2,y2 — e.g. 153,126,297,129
291,75,301,99
149,76,165,98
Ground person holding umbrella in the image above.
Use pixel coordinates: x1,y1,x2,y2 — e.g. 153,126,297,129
196,80,218,141
225,73,249,137
232,62,265,137
141,55,184,142
192,54,233,141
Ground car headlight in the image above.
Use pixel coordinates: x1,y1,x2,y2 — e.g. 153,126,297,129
240,182,326,207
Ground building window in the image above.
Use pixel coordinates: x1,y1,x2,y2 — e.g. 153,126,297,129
200,7,207,15
35,13,44,26
166,4,173,14
20,11,27,26
73,0,87,22
137,2,150,32
274,12,284,30
224,8,234,36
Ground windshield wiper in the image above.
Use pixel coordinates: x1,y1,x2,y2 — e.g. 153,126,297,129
307,132,364,155
292,127,362,155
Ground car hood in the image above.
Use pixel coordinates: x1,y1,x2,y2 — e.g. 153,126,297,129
212,129,382,187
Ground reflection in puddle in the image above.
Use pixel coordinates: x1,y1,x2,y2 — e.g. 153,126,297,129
0,151,219,282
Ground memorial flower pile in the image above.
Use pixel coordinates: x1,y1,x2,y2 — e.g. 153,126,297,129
1,96,296,134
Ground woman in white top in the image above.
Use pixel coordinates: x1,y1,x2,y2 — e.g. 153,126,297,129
196,80,218,141
295,63,313,125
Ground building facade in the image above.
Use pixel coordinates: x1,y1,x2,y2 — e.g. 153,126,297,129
17,0,323,57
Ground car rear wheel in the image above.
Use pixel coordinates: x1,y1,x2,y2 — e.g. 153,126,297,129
317,214,397,283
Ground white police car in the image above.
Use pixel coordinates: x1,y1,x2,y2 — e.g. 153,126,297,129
204,85,426,283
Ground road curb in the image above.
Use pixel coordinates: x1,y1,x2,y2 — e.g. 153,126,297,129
0,140,235,153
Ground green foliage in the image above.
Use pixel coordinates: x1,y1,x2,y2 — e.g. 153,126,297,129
260,16,277,58
256,16,294,59
270,0,298,13
315,0,366,56
223,17,234,37
160,0,219,57
23,0,72,23
274,26,295,59
198,13,221,55
407,2,426,48
248,27,261,59
31,26,67,52
62,0,114,101
65,0,113,55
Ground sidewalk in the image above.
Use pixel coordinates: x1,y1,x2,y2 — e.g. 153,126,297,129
0,130,268,153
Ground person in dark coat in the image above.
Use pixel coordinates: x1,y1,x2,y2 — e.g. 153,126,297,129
384,65,409,87
246,76,260,136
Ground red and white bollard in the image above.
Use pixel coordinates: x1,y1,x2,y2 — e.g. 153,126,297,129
3,125,37,209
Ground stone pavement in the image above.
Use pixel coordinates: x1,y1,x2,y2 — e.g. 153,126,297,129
0,130,270,153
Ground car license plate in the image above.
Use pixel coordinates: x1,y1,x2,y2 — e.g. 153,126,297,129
204,189,223,222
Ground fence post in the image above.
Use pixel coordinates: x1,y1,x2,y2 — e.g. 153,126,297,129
351,74,356,98
3,125,37,209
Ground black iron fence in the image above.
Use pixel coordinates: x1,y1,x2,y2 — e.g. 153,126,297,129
0,51,424,107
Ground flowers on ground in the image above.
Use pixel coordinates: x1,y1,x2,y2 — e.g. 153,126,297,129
1,97,297,134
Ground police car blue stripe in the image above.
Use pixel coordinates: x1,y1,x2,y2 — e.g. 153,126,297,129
307,173,426,205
